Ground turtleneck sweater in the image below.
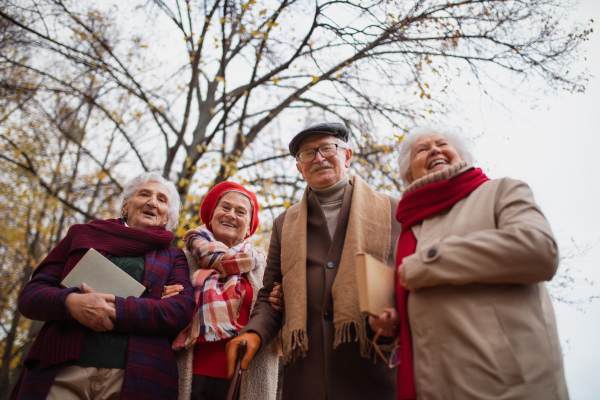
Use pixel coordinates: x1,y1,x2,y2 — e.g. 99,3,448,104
311,175,350,239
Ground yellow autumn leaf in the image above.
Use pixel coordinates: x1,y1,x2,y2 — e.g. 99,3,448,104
312,76,319,83
273,78,279,84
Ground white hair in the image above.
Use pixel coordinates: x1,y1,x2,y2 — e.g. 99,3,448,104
118,171,181,231
397,126,473,186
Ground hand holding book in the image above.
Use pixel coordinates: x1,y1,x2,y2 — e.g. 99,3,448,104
65,282,116,332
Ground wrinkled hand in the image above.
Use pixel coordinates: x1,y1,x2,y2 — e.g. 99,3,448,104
226,332,261,379
162,284,184,299
398,264,416,292
65,283,116,332
368,307,399,338
269,282,285,313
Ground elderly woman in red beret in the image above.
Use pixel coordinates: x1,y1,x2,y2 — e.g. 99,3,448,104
163,181,279,400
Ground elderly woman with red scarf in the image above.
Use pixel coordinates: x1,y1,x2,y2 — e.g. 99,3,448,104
11,172,196,400
163,181,279,400
370,127,569,400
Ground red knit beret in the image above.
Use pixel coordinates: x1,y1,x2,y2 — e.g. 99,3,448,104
200,181,260,237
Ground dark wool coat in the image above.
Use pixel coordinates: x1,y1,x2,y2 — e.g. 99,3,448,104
243,179,401,400
11,245,195,400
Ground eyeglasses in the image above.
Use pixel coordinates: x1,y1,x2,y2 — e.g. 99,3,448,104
295,143,347,163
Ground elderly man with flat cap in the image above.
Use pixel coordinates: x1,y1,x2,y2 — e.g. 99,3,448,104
226,123,401,400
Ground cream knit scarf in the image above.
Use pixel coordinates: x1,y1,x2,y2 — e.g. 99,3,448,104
280,175,391,364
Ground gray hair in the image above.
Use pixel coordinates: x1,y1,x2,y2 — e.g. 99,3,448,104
397,126,473,186
118,171,181,231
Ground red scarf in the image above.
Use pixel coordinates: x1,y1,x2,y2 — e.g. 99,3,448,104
394,168,489,399
25,218,173,368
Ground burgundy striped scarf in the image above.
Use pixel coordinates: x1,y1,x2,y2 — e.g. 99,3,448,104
25,218,173,368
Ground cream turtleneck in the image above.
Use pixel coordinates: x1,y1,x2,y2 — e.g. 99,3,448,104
311,175,350,238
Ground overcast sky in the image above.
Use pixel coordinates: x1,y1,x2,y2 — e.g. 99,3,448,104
457,1,599,398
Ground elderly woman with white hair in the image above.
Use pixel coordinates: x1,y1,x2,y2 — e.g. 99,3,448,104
371,127,569,400
11,171,196,400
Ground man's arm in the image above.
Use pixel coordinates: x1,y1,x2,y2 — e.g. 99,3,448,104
241,213,285,344
227,213,286,377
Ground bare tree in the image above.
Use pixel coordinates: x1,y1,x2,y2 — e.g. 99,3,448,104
0,0,592,395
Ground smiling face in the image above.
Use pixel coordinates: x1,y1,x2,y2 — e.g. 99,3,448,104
210,191,252,247
122,181,170,230
407,134,464,183
295,133,352,189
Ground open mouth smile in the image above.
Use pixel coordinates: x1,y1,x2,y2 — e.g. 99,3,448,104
428,159,449,169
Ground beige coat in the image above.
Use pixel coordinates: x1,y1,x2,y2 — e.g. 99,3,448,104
176,249,279,400
402,177,568,400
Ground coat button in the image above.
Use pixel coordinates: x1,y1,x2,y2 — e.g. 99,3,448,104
427,249,437,258
324,311,333,321
326,261,335,269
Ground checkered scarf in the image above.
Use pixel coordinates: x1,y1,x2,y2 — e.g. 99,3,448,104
172,227,265,349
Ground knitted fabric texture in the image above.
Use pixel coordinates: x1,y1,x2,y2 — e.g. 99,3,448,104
173,227,266,349
24,218,173,368
312,175,349,238
279,175,391,364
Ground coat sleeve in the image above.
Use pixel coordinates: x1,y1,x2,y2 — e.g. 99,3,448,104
241,215,284,347
112,248,195,335
17,262,79,322
403,179,559,289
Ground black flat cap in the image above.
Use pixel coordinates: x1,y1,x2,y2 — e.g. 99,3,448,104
289,122,350,157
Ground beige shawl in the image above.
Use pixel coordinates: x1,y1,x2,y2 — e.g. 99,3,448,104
280,175,391,364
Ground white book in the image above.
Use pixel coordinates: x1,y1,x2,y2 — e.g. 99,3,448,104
61,248,146,298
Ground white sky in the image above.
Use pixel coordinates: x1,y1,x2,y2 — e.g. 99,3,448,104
458,1,600,398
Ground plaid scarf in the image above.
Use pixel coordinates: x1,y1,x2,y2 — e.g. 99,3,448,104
172,227,265,349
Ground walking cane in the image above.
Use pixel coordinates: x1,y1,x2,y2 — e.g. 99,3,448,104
226,339,247,400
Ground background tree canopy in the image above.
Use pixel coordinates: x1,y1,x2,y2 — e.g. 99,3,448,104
0,0,592,397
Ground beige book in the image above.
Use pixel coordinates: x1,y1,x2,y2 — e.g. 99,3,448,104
61,248,146,298
356,253,395,317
